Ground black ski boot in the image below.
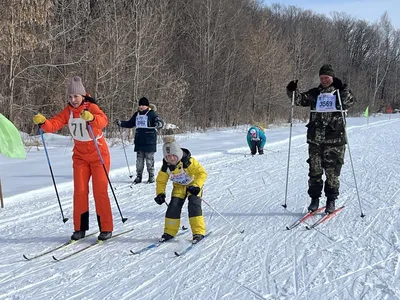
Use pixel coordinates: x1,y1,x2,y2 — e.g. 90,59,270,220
308,198,319,212
133,176,142,184
192,234,204,244
325,199,336,214
147,176,155,183
159,233,174,243
71,231,86,241
98,231,112,241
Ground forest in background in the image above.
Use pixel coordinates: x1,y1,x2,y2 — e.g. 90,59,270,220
1,0,399,136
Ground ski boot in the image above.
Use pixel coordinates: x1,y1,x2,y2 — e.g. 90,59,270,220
159,233,174,243
133,176,142,184
71,231,86,241
192,234,204,244
98,231,112,241
325,199,336,214
308,198,319,212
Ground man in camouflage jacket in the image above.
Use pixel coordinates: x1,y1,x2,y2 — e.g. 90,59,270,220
286,64,355,214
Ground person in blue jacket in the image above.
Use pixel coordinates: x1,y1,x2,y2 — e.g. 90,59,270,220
247,126,266,155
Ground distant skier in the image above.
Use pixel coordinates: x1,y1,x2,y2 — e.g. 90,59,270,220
286,64,355,214
247,125,266,155
116,97,164,184
154,136,207,244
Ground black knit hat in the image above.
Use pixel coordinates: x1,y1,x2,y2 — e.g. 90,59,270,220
319,64,335,77
138,97,149,106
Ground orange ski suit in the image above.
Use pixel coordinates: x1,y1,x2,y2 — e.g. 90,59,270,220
41,102,113,232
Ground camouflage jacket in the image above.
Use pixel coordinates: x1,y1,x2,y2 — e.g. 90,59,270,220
287,79,355,146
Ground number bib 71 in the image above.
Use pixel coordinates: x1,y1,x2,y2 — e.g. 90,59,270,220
68,113,92,141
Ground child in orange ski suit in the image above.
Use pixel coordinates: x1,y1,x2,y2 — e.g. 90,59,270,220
33,76,113,241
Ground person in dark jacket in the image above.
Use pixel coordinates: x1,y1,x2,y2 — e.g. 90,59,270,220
116,97,164,183
286,64,355,214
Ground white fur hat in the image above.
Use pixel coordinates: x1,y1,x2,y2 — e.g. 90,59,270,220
162,136,183,161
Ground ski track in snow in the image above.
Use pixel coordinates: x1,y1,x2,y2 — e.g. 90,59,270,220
0,116,400,299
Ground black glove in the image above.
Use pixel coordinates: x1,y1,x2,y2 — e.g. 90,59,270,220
286,80,298,92
155,119,163,129
154,193,166,205
332,78,344,91
187,186,200,196
115,119,122,127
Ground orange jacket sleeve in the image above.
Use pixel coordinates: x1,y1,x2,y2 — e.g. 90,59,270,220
87,103,108,129
40,107,70,133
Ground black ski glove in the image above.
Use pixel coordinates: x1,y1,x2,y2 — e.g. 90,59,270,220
187,186,200,196
154,193,166,205
286,80,298,92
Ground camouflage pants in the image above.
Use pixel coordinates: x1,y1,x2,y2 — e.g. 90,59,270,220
307,144,345,200
136,151,155,178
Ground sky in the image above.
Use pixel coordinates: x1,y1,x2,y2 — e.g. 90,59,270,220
0,114,400,299
262,0,400,29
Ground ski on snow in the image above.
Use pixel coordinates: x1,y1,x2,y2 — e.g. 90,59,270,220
286,207,326,230
130,227,189,255
22,231,98,261
305,206,345,230
52,228,134,261
174,231,212,257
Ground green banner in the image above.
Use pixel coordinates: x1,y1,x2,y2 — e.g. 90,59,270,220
0,113,26,159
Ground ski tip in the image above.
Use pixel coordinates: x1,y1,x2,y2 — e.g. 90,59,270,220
22,254,29,260
129,250,137,255
285,226,291,230
305,226,312,230
240,230,245,234
52,255,59,261
174,251,181,257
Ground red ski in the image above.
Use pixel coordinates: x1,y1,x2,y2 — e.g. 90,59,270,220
305,206,345,230
286,206,326,230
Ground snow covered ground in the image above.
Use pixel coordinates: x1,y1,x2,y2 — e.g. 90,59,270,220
0,114,399,300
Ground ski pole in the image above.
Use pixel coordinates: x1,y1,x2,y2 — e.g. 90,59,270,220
37,125,68,223
118,125,133,178
336,92,365,217
201,197,244,234
86,123,128,223
283,88,296,209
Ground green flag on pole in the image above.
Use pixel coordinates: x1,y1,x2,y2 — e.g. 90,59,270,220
364,106,369,118
0,113,26,159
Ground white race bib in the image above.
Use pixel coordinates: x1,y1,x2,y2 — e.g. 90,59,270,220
136,114,148,128
68,112,92,141
316,93,337,112
169,168,193,186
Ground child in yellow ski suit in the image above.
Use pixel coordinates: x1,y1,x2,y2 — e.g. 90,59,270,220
154,136,207,243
